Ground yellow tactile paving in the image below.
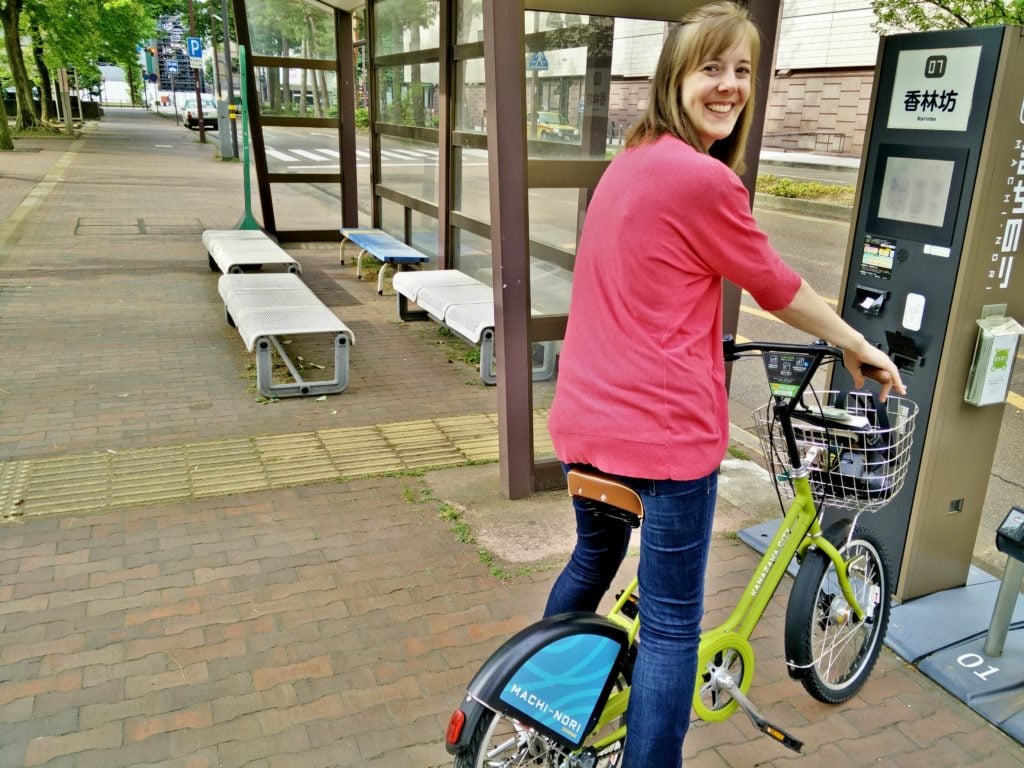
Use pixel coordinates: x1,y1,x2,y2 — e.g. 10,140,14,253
255,433,338,487
436,413,500,462
378,419,467,469
0,460,31,520
0,411,554,519
185,439,269,498
0,411,566,520
319,425,406,477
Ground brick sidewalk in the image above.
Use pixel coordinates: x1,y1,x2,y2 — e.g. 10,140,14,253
1,109,1021,767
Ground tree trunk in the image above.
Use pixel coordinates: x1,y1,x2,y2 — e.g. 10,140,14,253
31,19,51,122
0,74,14,150
279,36,289,109
411,25,424,127
1,0,44,129
299,38,308,115
316,70,328,117
125,61,139,107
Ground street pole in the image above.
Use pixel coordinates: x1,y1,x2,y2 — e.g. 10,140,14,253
236,45,259,230
212,35,221,98
220,0,238,158
189,0,207,143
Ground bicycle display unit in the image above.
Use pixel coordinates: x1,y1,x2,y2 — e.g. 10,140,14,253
444,338,918,767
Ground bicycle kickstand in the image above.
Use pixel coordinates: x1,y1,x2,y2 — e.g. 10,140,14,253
716,673,804,753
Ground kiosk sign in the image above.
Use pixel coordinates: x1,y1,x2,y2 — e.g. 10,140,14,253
887,46,982,132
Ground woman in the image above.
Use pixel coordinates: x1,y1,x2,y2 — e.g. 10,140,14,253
544,3,905,766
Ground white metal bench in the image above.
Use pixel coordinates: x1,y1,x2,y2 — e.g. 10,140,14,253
204,229,302,274
340,228,430,295
218,273,354,398
392,269,557,385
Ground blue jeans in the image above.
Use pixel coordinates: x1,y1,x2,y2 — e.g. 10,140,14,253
544,464,718,768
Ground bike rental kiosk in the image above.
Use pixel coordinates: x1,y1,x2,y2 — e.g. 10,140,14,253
831,25,1024,602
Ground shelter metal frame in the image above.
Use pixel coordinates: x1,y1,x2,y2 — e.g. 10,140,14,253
230,0,780,498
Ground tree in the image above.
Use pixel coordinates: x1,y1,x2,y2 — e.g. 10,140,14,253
374,0,439,126
0,73,13,148
95,0,154,106
2,0,154,130
871,0,1024,33
0,0,46,129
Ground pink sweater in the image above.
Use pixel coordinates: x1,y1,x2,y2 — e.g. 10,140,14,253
548,135,802,480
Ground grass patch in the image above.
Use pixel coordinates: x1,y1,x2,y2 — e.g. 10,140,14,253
434,326,482,368
12,123,65,138
727,445,750,461
756,174,855,206
439,502,475,544
433,500,544,581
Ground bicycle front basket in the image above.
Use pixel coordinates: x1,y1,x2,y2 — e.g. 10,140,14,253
752,391,918,513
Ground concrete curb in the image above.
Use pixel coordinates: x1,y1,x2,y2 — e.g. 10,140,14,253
754,192,853,222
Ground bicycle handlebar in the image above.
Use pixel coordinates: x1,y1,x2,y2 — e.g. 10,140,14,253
723,335,843,364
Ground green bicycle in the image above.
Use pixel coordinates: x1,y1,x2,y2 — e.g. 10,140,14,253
444,337,918,767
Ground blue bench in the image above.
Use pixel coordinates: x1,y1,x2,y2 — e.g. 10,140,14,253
339,228,430,295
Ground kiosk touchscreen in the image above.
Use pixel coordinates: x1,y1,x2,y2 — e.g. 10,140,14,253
831,25,1024,600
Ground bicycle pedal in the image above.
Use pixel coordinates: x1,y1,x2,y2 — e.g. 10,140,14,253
759,721,803,753
717,672,803,753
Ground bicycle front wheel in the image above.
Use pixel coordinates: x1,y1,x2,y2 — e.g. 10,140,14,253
784,523,891,704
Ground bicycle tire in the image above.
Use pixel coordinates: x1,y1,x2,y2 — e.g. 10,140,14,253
453,675,629,768
784,522,891,704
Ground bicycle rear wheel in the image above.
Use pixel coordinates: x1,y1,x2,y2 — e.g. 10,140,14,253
454,675,629,768
784,523,891,704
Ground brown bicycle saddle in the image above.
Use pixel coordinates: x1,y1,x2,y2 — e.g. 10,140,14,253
566,468,644,521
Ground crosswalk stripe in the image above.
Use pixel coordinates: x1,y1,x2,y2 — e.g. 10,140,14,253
265,147,297,162
319,149,340,158
291,149,328,161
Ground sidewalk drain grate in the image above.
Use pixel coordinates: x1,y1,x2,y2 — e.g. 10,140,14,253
0,411,554,521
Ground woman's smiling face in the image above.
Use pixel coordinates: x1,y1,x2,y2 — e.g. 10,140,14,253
681,39,752,150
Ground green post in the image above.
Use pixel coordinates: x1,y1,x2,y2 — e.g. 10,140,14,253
236,44,259,230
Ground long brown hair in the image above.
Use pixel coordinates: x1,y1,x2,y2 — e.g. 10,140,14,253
624,1,761,173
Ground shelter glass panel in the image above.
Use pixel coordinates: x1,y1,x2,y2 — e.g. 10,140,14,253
452,229,492,281
454,59,487,133
379,135,439,204
375,63,441,127
244,0,337,60
379,198,407,242
269,183,340,230
524,11,618,161
533,407,558,463
528,188,578,264
253,66,338,117
374,0,441,56
455,0,483,46
260,124,339,175
451,145,490,225
410,210,439,259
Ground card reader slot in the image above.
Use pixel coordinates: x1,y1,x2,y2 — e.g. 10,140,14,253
886,330,922,373
853,285,889,316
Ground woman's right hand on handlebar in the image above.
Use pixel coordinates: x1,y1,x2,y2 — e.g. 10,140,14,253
843,343,905,401
770,279,906,401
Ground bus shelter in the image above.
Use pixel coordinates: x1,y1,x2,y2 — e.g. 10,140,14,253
229,0,780,498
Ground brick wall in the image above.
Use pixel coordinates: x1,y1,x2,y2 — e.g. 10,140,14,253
763,68,875,158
